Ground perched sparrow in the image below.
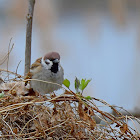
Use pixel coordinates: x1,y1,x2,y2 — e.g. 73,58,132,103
26,52,64,95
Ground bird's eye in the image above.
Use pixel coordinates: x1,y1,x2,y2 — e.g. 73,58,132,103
50,59,55,61
45,62,49,64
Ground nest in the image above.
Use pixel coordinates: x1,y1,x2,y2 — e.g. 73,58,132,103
0,70,139,139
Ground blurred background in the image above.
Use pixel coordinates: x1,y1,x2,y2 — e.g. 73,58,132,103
0,0,140,116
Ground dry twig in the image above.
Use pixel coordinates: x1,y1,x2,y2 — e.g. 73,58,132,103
0,72,139,139
24,0,35,76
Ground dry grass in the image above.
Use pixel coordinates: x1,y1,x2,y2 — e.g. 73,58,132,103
0,70,139,140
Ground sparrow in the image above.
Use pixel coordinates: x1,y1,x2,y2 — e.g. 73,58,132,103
26,52,64,95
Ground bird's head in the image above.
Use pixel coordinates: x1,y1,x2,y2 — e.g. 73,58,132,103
42,52,61,73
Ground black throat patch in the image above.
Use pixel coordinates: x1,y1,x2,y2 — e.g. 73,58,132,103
51,62,59,73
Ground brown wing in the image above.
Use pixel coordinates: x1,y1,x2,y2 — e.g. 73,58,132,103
25,57,42,86
30,57,42,69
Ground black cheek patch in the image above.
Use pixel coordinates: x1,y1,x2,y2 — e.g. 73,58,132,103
51,63,58,73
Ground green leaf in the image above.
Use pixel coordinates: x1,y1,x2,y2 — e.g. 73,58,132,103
75,77,80,93
79,79,91,91
79,79,85,91
84,79,91,88
0,92,4,98
63,79,70,88
85,96,92,100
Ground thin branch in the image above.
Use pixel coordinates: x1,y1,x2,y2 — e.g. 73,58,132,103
0,69,23,78
7,39,11,80
15,60,22,79
20,114,39,135
24,0,35,76
0,41,14,66
2,119,17,139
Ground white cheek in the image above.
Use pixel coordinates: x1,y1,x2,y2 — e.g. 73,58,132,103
41,58,53,70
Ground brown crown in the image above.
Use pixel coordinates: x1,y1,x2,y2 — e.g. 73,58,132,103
44,52,60,60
